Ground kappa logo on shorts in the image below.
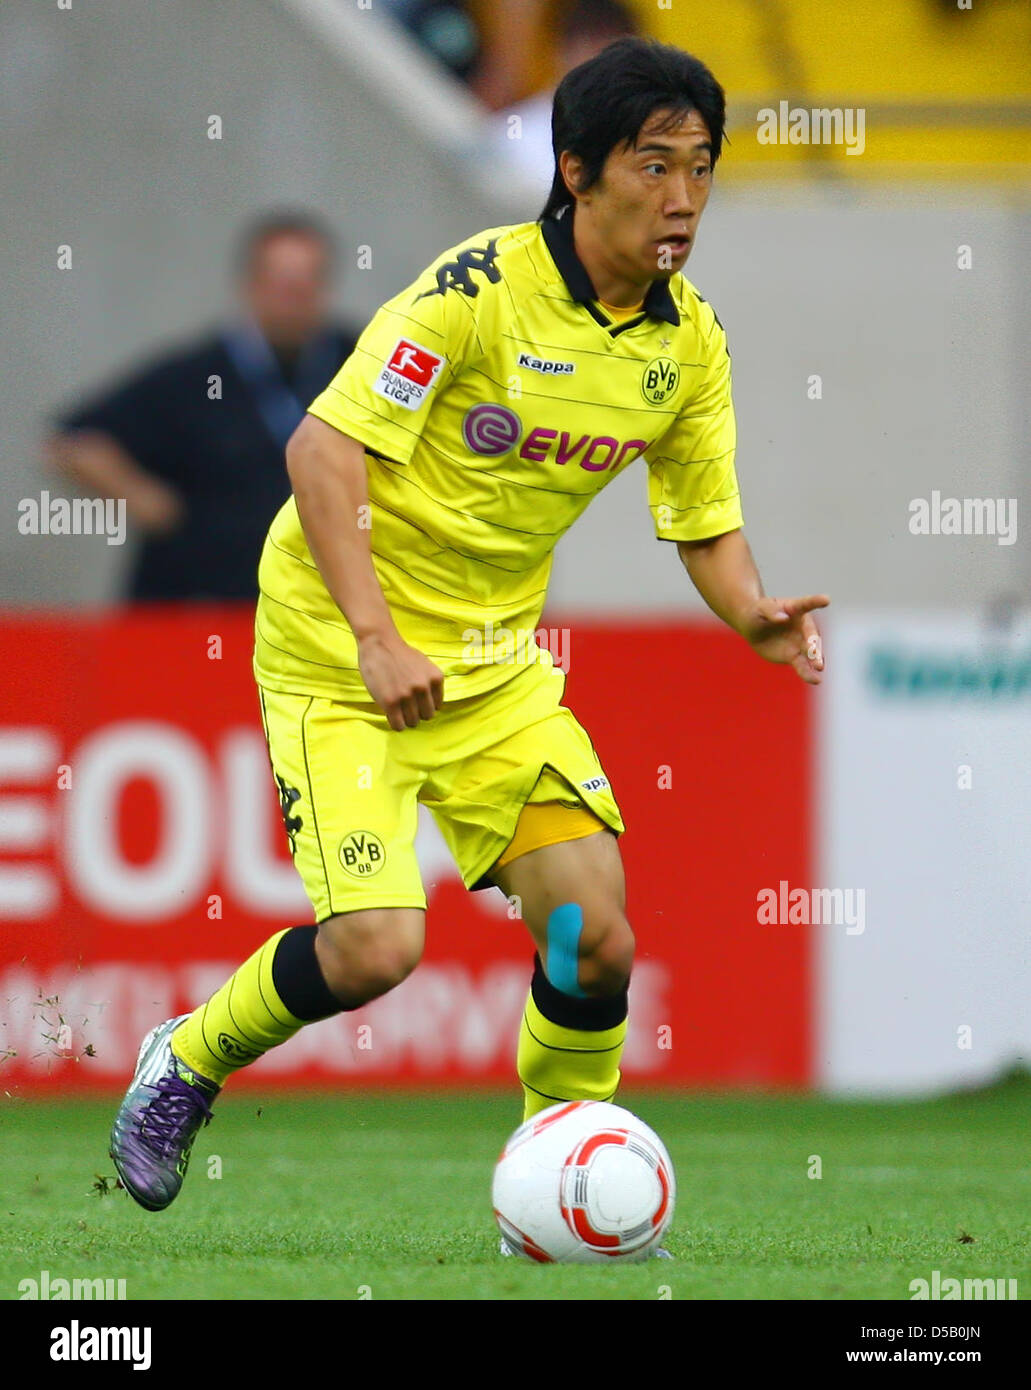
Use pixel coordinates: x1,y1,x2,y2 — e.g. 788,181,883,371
580,776,610,793
339,830,387,878
275,774,303,857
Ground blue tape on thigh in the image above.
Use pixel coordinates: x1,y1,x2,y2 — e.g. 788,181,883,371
545,902,586,998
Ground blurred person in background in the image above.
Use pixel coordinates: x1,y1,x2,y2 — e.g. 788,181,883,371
379,0,481,83
489,0,640,191
49,212,360,602
483,0,639,150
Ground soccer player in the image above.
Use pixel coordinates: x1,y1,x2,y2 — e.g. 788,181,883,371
110,37,828,1212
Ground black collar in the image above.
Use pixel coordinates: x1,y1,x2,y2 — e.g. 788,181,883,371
539,207,680,328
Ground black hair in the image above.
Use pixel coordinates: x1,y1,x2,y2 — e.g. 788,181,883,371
540,38,726,221
235,210,337,276
560,0,639,44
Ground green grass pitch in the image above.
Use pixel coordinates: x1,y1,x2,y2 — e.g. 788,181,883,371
1,1075,1028,1300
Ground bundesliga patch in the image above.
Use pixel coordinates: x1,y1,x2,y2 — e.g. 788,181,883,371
373,338,444,411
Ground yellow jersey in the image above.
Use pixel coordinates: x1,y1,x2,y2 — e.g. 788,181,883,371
254,209,743,701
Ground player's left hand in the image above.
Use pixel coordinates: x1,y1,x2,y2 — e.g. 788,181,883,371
743,594,830,685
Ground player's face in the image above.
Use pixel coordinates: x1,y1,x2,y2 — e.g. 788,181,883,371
244,233,332,348
568,108,714,291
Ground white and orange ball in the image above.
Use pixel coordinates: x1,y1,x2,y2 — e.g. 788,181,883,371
492,1100,675,1264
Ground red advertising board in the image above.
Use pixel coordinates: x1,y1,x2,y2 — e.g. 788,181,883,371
0,610,812,1090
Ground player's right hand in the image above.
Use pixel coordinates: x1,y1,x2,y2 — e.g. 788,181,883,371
357,630,444,731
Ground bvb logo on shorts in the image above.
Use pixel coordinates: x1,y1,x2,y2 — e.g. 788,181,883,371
641,356,680,405
339,830,386,878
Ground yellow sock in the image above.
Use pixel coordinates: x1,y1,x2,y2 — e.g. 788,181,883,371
517,988,627,1121
171,928,307,1087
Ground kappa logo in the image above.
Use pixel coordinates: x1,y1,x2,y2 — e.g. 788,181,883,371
580,776,610,793
339,830,386,878
275,774,302,857
373,338,444,412
517,352,575,376
641,357,680,405
416,239,502,300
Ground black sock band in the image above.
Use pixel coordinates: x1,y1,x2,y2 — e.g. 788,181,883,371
271,925,349,1022
529,953,628,1031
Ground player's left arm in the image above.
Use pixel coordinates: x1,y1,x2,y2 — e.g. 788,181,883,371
649,300,828,685
677,529,829,686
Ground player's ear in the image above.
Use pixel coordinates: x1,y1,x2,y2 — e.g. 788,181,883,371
559,151,587,200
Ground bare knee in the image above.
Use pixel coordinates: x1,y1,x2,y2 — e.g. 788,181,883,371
577,914,635,997
316,908,424,1004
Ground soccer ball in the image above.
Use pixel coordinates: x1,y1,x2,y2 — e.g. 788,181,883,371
492,1100,675,1263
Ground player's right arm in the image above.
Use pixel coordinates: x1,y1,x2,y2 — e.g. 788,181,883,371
285,414,443,731
291,226,501,728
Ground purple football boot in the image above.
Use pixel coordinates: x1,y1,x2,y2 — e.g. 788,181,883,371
109,1015,219,1211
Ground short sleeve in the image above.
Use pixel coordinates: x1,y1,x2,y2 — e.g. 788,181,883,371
307,249,486,465
646,313,743,541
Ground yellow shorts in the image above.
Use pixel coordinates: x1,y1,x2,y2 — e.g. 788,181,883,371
256,659,624,920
